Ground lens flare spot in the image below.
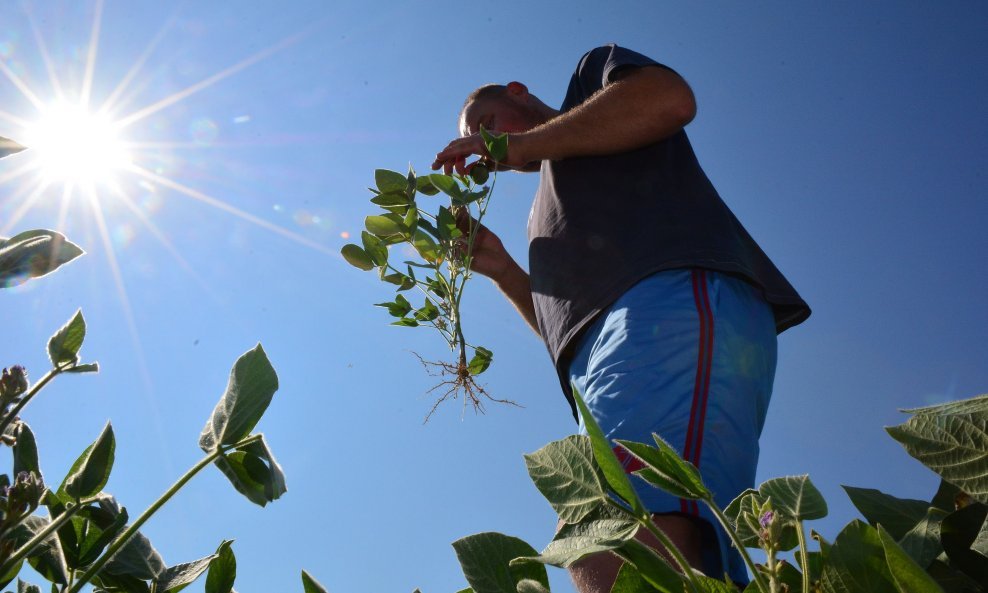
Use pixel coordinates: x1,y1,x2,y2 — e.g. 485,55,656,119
340,231,350,239
293,209,314,226
189,117,219,145
234,115,251,124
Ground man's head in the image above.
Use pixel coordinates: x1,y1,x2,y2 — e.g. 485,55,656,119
458,81,555,138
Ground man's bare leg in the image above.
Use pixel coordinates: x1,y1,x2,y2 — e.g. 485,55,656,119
566,514,704,593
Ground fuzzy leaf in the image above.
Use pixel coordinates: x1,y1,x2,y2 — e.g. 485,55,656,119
819,520,897,593
0,136,26,159
102,530,166,581
156,554,217,593
876,525,946,593
64,422,115,499
511,504,637,568
843,486,929,540
47,309,86,368
758,475,828,521
613,539,684,593
523,435,607,524
12,421,40,476
301,570,328,593
375,169,408,194
212,434,286,507
898,507,947,569
467,347,493,376
616,435,709,501
199,344,279,451
341,244,375,271
886,393,988,504
452,532,548,593
0,230,83,287
205,540,236,593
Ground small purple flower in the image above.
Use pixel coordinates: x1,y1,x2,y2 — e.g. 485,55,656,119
760,511,775,528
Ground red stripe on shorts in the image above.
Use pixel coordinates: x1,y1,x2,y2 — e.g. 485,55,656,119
682,270,714,515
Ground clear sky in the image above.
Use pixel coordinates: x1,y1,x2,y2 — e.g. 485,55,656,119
2,1,986,592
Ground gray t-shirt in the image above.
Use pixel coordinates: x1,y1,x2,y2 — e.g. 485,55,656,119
527,44,810,415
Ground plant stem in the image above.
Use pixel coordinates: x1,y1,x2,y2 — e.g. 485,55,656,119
704,501,770,593
607,499,701,593
67,434,262,593
0,369,58,436
795,520,811,593
0,495,96,576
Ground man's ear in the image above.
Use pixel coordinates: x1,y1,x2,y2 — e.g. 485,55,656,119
505,81,529,100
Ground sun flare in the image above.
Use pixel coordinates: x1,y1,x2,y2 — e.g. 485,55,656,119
23,102,131,186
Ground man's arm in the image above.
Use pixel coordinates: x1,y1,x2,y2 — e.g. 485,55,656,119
489,259,539,336
433,65,696,173
513,65,696,163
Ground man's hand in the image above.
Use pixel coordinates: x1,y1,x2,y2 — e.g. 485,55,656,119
432,133,535,175
454,208,513,281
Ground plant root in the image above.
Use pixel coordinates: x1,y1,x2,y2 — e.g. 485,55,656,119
412,352,520,423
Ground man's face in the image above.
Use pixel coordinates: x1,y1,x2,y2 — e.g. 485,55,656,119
460,94,540,138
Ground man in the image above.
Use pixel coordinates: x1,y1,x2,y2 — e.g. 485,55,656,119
432,44,809,590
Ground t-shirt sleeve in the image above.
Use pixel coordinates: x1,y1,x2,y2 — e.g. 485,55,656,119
575,44,672,94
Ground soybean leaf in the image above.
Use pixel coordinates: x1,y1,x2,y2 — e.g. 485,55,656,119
365,214,407,239
341,244,375,271
452,532,548,593
467,347,492,376
724,488,800,551
391,318,420,328
375,169,408,194
92,572,151,593
301,570,328,593
64,362,99,374
818,520,897,593
204,540,236,593
12,421,40,476
876,525,946,593
611,563,652,593
437,206,461,241
469,164,490,185
615,434,710,501
370,192,411,210
886,393,988,504
479,127,509,163
102,529,166,581
375,298,413,318
417,218,440,241
613,539,684,593
842,486,929,540
47,309,86,368
694,575,740,593
414,300,440,322
523,435,607,524
64,421,115,499
75,501,129,568
429,174,462,200
212,434,286,507
930,479,965,514
898,507,947,569
0,557,21,591
0,135,26,159
940,503,988,584
8,515,69,585
459,187,489,206
156,553,217,593
573,389,646,517
0,230,84,287
403,206,419,232
412,229,439,262
361,232,388,267
383,273,414,291
415,175,439,196
199,344,279,452
758,475,828,522
924,559,981,592
511,504,638,568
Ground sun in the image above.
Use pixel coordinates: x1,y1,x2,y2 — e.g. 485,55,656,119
22,102,132,186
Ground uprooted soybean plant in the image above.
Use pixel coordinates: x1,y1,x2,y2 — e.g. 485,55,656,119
341,129,515,420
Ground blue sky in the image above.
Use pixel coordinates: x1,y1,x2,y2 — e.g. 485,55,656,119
2,1,986,591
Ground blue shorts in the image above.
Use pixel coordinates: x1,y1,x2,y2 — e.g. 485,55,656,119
569,268,777,583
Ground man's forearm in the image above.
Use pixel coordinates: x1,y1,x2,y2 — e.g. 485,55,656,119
491,260,540,337
514,67,696,163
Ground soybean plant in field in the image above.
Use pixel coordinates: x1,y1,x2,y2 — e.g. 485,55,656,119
0,230,286,591
341,129,515,420
439,389,988,593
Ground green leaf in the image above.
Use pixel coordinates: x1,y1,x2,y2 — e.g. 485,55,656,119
12,421,40,476
102,529,166,581
341,244,374,271
428,174,463,200
886,393,988,504
612,539,685,593
8,515,69,585
383,272,415,291
412,230,439,263
479,127,509,163
523,435,607,524
16,579,42,593
876,525,946,593
212,434,286,507
0,230,84,287
842,486,929,540
758,475,828,521
467,347,493,376
611,563,652,593
365,214,408,239
63,362,99,374
0,557,22,591
403,206,419,232
64,421,115,499
694,574,741,593
361,232,388,267
469,164,490,185
76,500,130,567
301,569,329,593
898,507,947,569
939,503,988,584
452,532,548,593
819,520,898,593
415,176,440,196
370,192,411,210
199,344,279,452
375,169,408,194
391,318,420,327
156,554,217,593
724,488,800,551
511,504,638,568
47,309,86,368
414,300,440,322
615,434,710,501
930,479,965,514
437,206,461,241
375,298,413,318
204,540,236,593
573,388,646,516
